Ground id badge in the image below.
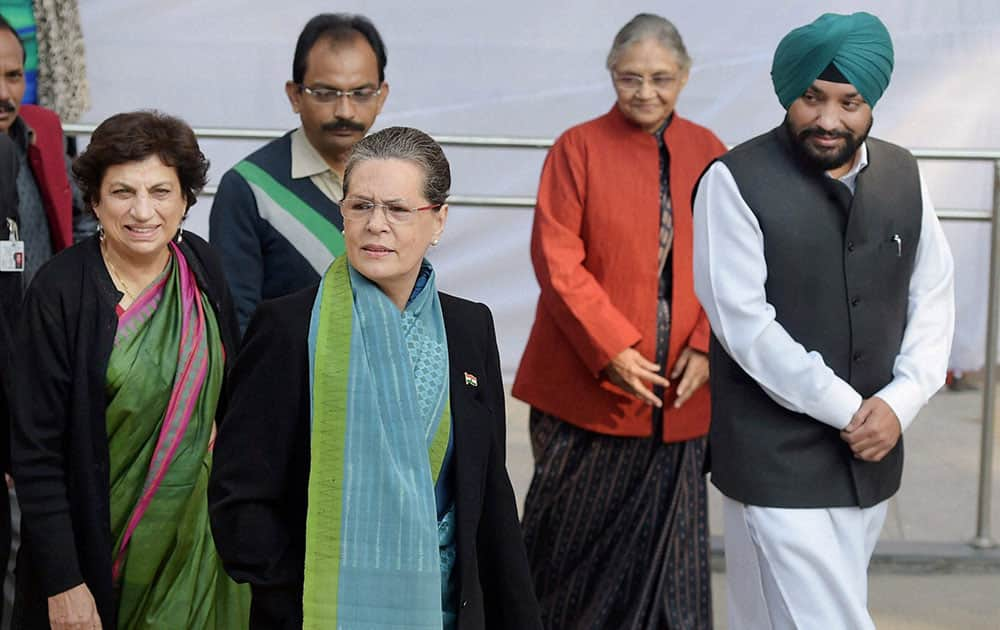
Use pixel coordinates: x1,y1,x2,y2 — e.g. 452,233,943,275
0,239,25,272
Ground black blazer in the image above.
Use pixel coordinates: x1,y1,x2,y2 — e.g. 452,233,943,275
208,285,542,630
10,233,240,629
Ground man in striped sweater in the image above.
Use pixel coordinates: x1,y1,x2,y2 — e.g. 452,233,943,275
210,13,389,332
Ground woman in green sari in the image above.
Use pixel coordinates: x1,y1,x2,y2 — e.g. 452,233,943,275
10,111,249,629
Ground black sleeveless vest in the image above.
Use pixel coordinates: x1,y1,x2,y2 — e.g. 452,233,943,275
710,126,922,508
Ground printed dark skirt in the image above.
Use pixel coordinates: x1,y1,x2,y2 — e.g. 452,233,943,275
521,409,711,630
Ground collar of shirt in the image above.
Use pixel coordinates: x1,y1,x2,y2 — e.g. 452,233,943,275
290,127,343,202
828,141,869,195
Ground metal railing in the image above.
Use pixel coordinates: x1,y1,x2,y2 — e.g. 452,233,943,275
62,122,1000,549
974,160,1000,549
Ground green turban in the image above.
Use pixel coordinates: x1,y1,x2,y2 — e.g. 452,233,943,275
771,12,894,109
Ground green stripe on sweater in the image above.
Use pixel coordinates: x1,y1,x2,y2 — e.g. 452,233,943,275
234,160,345,258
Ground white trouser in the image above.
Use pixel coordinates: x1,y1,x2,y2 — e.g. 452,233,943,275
722,495,888,630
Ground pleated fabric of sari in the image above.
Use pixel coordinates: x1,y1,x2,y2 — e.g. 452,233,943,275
106,243,249,629
303,255,451,630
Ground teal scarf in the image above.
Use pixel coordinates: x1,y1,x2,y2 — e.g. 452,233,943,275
303,255,451,629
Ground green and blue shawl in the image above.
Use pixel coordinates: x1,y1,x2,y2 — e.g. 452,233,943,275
303,255,453,629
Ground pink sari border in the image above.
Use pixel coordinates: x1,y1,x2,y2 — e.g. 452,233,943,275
112,243,212,582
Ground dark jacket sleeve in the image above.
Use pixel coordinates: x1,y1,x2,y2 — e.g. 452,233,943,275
0,137,15,578
214,259,241,373
186,234,241,365
0,303,10,477
10,282,84,596
183,232,243,426
214,263,243,427
474,304,543,630
209,168,265,334
208,293,310,627
0,133,19,476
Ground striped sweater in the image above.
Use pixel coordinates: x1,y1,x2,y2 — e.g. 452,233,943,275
209,131,344,332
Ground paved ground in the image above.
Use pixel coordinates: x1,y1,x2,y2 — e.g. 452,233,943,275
503,385,1000,629
710,573,1000,629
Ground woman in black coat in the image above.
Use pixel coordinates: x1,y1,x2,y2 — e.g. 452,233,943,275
10,112,248,629
208,126,541,630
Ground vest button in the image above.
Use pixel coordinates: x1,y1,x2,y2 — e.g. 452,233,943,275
847,241,855,252
853,351,863,362
851,297,860,307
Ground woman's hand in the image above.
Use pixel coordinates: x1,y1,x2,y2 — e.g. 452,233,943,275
48,583,102,630
604,347,670,407
670,347,709,408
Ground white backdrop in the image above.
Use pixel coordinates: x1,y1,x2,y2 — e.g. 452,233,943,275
77,1,1000,377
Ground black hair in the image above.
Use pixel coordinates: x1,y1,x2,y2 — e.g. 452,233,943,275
818,62,850,84
74,110,209,210
0,14,26,63
292,13,387,85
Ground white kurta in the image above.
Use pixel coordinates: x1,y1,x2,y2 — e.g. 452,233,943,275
693,143,955,431
693,142,956,629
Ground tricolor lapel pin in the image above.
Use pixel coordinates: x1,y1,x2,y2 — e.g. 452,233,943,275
464,372,478,387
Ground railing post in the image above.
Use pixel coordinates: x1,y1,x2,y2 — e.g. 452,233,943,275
971,159,1000,549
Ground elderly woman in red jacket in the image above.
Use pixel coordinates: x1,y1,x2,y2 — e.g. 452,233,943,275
514,13,725,630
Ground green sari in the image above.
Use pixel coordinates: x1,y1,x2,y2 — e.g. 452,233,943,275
105,244,249,629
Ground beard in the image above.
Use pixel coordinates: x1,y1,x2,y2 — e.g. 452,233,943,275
785,115,873,173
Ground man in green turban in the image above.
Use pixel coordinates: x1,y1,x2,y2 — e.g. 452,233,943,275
693,12,955,630
767,11,895,180
771,11,894,111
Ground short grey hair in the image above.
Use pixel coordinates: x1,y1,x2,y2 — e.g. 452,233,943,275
343,126,451,205
606,13,691,72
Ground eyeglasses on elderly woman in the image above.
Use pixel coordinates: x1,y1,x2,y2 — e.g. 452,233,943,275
612,72,681,92
340,196,442,224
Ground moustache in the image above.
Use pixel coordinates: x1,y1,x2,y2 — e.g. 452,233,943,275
321,118,366,133
0,100,16,114
799,127,851,141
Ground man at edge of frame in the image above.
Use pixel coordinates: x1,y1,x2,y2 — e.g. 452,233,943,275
693,11,955,630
